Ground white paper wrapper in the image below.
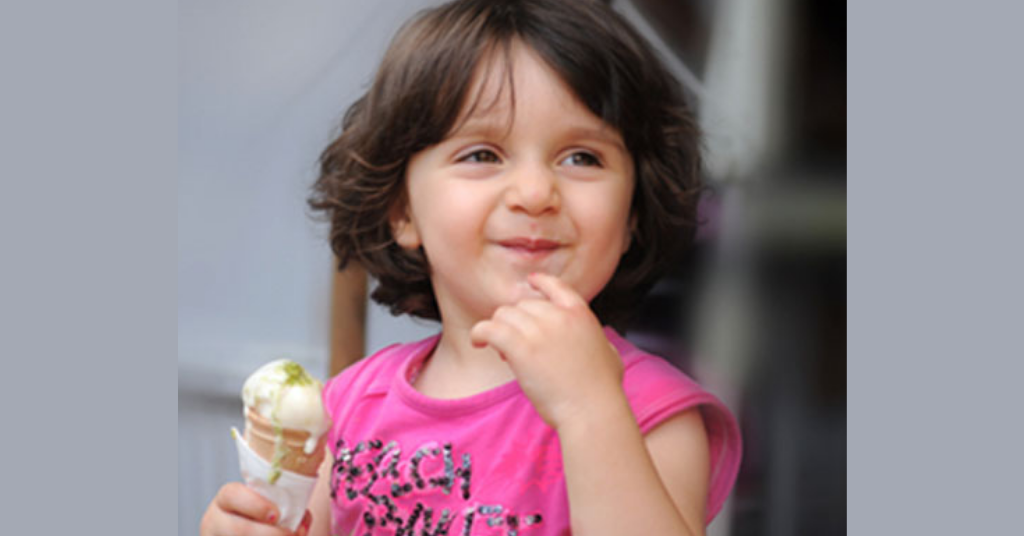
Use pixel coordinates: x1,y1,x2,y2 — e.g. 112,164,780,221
232,427,318,531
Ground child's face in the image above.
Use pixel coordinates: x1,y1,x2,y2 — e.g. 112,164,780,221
393,42,635,325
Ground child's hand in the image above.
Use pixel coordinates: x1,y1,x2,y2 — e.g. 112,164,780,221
200,482,312,536
470,272,628,431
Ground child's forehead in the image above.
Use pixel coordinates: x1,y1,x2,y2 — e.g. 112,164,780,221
447,41,620,141
454,42,536,122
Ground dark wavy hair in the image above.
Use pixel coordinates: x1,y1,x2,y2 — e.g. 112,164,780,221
308,0,703,328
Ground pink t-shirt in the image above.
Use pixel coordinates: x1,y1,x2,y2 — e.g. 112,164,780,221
322,327,741,536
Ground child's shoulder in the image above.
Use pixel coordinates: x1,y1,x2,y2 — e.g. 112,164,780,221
605,328,700,389
605,328,731,433
323,334,441,408
324,337,431,399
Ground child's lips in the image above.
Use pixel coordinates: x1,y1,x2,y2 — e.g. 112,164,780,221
496,237,563,260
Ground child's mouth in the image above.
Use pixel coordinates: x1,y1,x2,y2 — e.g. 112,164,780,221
497,237,563,261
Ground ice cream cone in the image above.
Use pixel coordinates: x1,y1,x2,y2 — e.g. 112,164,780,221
244,407,326,477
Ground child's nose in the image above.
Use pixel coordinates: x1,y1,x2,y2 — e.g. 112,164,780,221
503,162,561,215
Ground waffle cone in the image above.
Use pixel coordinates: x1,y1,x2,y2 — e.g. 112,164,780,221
243,408,326,477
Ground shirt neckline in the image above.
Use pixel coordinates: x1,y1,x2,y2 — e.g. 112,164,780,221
393,334,525,417
392,327,633,418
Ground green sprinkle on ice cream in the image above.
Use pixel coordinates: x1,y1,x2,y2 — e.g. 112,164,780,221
242,359,331,459
280,360,315,387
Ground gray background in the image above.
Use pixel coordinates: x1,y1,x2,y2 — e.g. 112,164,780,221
178,0,441,382
1,0,178,534
177,1,441,534
2,1,1022,535
845,2,1024,532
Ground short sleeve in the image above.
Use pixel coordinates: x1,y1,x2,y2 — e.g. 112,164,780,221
321,360,362,444
321,343,399,446
622,353,743,525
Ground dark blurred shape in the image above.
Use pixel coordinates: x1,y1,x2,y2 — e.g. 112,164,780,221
631,0,715,79
790,0,846,170
625,1,846,535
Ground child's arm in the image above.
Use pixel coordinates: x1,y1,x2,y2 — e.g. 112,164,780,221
471,273,710,535
557,398,710,536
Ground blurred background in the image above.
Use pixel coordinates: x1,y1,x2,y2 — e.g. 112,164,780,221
178,1,845,535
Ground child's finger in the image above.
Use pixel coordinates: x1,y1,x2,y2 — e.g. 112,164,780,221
526,272,584,309
292,512,311,536
218,513,294,536
491,304,540,338
469,320,489,348
294,510,313,536
470,319,517,359
215,482,280,524
515,298,558,319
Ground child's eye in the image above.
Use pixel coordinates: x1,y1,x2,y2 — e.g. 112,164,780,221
560,151,602,167
458,149,501,164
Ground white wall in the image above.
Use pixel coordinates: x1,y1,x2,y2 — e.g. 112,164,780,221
178,2,442,534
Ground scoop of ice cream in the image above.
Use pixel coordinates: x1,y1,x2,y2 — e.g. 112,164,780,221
241,359,330,454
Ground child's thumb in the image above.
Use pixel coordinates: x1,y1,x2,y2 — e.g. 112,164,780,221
295,510,312,536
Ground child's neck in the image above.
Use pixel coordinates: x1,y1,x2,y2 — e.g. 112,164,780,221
411,324,517,400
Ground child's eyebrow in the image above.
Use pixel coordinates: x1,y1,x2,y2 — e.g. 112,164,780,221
449,118,510,140
450,120,626,153
561,125,627,153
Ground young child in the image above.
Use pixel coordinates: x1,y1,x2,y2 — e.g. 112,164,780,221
202,1,741,535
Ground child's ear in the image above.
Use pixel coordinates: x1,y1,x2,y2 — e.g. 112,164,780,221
621,214,637,254
390,204,421,250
